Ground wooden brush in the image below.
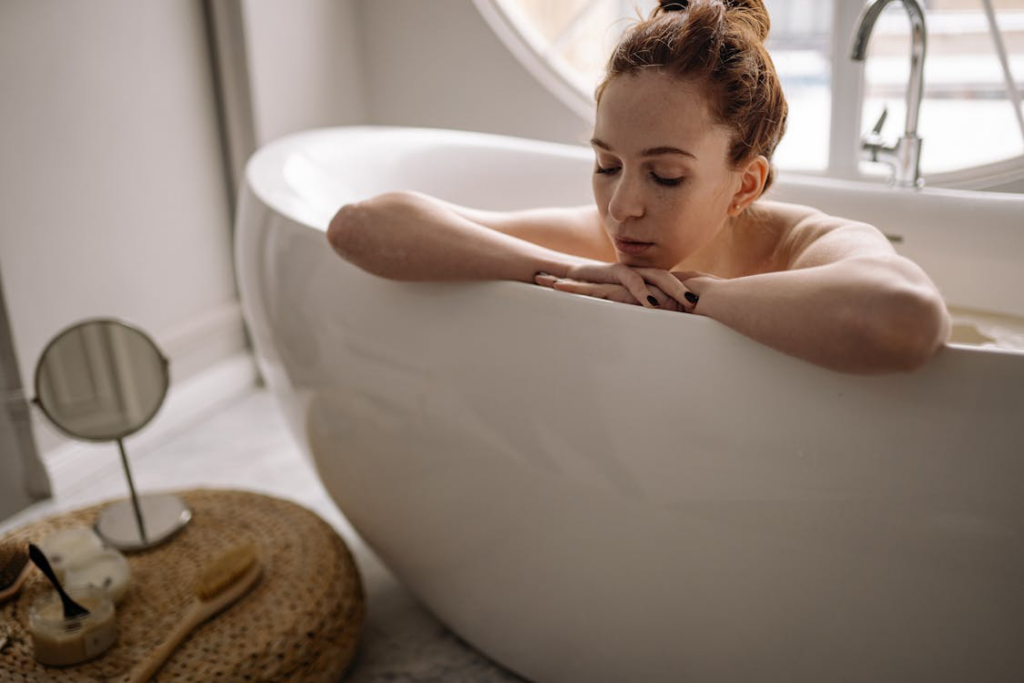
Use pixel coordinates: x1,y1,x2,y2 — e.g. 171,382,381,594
0,541,31,604
127,542,262,683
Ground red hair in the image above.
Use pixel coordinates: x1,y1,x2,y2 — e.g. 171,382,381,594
597,0,788,195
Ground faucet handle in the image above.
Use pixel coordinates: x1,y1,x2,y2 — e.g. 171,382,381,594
870,106,888,135
861,106,891,159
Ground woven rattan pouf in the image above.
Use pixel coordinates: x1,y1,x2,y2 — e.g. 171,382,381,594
0,488,365,683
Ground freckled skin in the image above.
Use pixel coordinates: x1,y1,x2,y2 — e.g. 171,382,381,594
592,71,750,272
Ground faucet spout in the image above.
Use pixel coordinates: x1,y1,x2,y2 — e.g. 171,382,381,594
850,0,928,187
850,0,890,61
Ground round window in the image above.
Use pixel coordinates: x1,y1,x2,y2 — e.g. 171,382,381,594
474,0,1024,186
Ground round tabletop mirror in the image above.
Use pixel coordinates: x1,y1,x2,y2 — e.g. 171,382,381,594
33,318,191,551
35,319,170,441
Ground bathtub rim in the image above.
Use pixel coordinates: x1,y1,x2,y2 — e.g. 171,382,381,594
244,125,1024,234
239,125,1024,362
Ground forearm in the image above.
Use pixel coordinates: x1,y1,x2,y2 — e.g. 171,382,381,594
695,257,951,374
326,192,593,282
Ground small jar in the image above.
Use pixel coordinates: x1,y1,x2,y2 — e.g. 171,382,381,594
64,548,132,604
28,585,118,667
37,527,104,581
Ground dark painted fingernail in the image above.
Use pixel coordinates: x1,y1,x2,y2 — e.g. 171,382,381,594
684,292,699,304
647,295,660,307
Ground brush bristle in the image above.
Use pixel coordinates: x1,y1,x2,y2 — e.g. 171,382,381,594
194,542,258,602
0,542,31,602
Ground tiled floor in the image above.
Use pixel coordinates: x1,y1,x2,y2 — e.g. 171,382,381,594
2,388,526,682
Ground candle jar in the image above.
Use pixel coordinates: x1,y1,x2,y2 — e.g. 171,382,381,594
37,527,105,580
64,549,132,604
28,585,117,666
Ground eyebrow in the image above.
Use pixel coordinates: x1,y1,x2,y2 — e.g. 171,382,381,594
590,137,698,161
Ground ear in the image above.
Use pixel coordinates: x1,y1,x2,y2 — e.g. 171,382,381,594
727,155,769,217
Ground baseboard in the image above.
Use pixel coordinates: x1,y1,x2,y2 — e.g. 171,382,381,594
43,351,259,484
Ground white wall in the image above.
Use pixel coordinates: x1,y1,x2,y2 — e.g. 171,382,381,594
242,0,367,147
360,0,591,145
0,1,247,454
0,0,370,468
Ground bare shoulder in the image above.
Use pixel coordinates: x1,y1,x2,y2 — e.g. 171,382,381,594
752,199,895,270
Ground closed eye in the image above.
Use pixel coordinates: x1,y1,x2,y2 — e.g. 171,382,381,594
594,165,684,187
652,172,684,187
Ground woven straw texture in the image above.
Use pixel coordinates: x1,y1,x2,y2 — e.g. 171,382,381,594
0,489,365,683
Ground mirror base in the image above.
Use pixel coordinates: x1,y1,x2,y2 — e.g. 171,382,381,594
95,493,192,552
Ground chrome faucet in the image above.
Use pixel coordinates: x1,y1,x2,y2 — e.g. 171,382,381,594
850,0,927,188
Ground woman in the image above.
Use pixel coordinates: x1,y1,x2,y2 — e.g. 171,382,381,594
326,0,949,374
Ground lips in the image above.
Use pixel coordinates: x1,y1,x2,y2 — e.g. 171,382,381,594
613,237,654,255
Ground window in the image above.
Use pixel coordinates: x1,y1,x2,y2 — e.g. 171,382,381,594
473,0,1024,186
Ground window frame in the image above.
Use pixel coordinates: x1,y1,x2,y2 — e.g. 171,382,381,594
473,0,1024,189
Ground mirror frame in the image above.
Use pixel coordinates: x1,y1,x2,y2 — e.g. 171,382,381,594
32,317,171,443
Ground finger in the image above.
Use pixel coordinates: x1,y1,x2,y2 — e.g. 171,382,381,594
568,264,658,307
534,272,558,288
678,276,714,296
552,280,613,297
603,284,640,305
672,272,717,302
613,265,659,308
559,279,679,311
675,274,720,313
553,281,645,306
645,285,686,313
635,268,696,309
609,290,641,305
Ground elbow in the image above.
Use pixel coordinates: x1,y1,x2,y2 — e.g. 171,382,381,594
326,202,366,261
866,285,950,373
326,191,418,264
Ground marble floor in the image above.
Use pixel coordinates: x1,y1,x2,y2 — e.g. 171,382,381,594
2,388,526,683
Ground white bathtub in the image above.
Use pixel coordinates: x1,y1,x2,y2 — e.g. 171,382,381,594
235,126,1024,683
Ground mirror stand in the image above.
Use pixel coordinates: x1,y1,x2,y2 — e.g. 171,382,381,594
93,439,191,552
33,318,193,553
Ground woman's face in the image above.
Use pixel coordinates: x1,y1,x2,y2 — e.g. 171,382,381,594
592,71,742,270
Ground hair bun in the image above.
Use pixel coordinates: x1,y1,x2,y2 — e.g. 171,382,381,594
724,0,770,42
657,1,770,42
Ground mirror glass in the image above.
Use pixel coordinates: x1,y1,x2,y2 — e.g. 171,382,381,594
34,319,169,441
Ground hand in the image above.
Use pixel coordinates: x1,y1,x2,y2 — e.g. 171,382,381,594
535,266,723,313
612,267,723,313
534,275,687,311
536,264,663,309
665,270,724,314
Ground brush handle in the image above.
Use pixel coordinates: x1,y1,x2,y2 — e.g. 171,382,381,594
127,602,204,683
126,562,261,683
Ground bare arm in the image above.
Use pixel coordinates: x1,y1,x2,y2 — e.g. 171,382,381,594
690,214,951,374
434,198,615,262
325,191,610,283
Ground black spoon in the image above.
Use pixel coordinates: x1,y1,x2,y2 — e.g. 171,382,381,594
28,543,90,620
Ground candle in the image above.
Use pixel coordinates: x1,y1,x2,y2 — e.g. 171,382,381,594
37,528,104,578
63,550,132,604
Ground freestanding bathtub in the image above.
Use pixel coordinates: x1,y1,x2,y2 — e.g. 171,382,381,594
236,126,1024,683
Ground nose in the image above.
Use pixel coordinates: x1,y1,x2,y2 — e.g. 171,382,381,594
607,171,644,223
